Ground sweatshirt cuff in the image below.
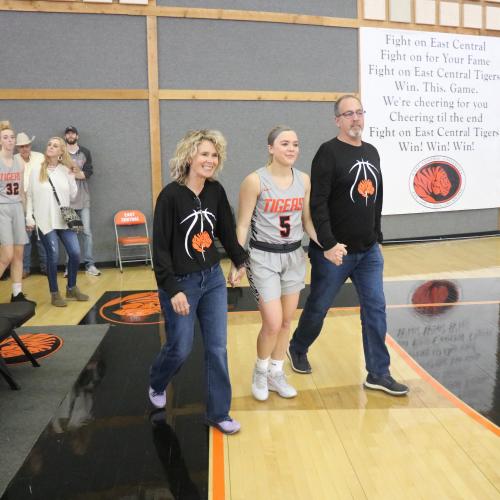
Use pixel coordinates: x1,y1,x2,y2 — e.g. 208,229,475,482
319,236,338,252
230,248,249,269
159,276,183,299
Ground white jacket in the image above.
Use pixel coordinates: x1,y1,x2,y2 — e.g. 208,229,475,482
26,164,78,235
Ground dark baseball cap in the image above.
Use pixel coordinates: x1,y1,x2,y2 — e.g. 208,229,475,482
64,126,78,134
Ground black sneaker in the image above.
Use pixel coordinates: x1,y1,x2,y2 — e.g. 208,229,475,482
364,373,408,396
11,292,37,307
287,346,312,374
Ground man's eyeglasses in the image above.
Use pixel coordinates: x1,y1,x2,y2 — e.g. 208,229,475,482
337,110,366,119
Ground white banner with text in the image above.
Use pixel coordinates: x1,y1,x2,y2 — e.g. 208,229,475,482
360,27,500,214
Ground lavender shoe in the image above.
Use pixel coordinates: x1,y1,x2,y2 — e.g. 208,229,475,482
211,418,241,435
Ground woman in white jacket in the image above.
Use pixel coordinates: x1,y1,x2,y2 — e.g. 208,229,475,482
26,137,89,307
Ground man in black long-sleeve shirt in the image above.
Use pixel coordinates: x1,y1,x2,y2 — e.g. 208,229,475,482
287,95,408,396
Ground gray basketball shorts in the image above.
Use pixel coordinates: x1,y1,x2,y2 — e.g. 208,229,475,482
246,246,306,303
0,203,29,245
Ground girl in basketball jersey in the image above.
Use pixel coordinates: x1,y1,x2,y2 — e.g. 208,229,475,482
231,126,317,400
0,121,34,304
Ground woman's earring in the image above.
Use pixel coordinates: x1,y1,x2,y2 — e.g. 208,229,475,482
58,155,62,161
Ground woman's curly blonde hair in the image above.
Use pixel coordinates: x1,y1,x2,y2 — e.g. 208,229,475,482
169,129,227,185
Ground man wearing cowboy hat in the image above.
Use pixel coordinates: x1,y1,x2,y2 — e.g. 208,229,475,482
14,132,46,278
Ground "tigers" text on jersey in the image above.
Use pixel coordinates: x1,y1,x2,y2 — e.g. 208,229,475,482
263,197,304,213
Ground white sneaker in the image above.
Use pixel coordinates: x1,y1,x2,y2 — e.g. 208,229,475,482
148,386,166,408
63,269,68,278
86,264,101,276
252,366,269,401
268,370,297,398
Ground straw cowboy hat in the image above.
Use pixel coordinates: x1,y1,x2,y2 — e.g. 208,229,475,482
16,132,35,146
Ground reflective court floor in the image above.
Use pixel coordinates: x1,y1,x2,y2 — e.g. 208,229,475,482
1,238,499,499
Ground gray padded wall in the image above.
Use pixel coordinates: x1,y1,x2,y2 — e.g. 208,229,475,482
0,10,150,263
0,12,147,88
160,101,336,208
156,0,357,18
158,19,357,91
383,210,498,240
1,101,152,262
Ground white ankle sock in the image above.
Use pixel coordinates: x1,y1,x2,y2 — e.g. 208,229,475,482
12,283,22,296
269,359,284,375
256,357,269,371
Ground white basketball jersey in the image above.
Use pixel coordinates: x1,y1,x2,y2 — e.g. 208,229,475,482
250,167,305,244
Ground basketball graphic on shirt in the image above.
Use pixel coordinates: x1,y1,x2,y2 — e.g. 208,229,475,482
358,179,375,198
349,159,379,205
192,231,213,253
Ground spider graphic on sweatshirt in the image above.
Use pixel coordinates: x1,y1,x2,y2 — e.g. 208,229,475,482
349,159,379,205
181,204,216,259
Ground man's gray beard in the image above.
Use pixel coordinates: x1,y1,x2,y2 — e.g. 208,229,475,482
348,127,362,139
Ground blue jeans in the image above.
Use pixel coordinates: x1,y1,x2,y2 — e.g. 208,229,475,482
150,263,232,423
38,229,81,293
23,229,47,273
290,243,391,377
76,207,95,268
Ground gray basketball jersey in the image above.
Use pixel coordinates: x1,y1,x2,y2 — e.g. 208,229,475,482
0,156,23,204
250,167,305,244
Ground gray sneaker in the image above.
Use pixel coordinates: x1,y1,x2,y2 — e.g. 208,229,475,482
364,374,409,396
287,346,312,374
86,264,101,276
252,366,269,401
267,370,297,398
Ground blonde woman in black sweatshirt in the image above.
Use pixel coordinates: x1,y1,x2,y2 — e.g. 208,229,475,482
149,129,247,435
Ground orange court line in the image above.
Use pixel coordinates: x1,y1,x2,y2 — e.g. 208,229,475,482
211,428,225,500
386,335,500,437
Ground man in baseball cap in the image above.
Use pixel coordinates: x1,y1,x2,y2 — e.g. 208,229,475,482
64,125,101,276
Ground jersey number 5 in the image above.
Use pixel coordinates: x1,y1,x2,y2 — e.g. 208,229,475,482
279,215,291,237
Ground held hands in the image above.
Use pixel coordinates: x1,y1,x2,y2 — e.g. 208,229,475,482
227,264,245,287
324,243,347,266
171,292,190,316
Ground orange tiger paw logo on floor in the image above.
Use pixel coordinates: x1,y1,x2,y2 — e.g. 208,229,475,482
0,333,63,364
192,231,212,253
358,179,375,198
99,292,162,325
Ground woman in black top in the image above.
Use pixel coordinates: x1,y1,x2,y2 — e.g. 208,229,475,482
149,129,246,435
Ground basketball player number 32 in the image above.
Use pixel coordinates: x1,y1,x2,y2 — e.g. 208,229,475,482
5,182,19,195
279,215,291,237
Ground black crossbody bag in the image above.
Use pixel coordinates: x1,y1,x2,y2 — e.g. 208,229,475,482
48,177,84,233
